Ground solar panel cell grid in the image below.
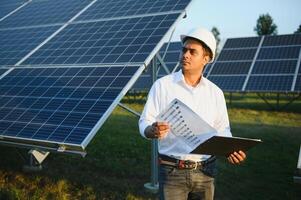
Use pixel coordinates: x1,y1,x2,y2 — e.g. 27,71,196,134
218,49,257,61
257,46,301,60
0,65,140,146
223,37,261,48
23,13,179,65
0,68,8,76
208,75,246,91
262,34,301,46
245,75,294,91
252,60,297,74
0,0,91,28
210,62,252,75
76,0,190,21
0,0,25,19
0,26,59,66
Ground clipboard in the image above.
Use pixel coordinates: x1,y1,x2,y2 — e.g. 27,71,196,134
191,136,262,156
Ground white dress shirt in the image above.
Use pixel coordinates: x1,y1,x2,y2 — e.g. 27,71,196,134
139,70,232,161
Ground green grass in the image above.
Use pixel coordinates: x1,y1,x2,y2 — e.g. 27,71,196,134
0,93,301,199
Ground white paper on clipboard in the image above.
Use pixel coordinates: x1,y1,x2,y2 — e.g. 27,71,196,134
156,98,217,153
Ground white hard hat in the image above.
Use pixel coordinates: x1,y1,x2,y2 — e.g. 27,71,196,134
180,27,216,62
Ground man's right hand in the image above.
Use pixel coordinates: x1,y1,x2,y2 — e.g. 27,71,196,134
145,122,170,139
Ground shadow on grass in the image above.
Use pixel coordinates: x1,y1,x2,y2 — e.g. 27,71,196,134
0,119,301,199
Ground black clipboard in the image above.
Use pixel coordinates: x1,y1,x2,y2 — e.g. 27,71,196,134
191,136,262,156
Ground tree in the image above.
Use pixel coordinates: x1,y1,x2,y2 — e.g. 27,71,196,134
295,24,301,34
254,13,278,36
211,27,220,47
211,26,221,53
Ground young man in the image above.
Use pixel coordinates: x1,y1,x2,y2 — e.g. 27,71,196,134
139,27,246,200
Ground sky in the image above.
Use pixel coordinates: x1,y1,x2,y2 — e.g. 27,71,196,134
171,0,301,42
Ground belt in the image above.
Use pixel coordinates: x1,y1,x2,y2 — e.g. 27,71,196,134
159,154,216,170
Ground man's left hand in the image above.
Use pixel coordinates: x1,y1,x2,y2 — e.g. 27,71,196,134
227,150,246,165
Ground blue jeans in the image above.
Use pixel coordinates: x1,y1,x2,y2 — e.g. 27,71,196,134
159,165,215,200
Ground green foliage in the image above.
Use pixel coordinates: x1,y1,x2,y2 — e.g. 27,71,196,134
211,26,221,52
254,13,278,35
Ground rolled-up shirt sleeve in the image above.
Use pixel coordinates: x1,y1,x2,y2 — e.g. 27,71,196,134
139,82,161,139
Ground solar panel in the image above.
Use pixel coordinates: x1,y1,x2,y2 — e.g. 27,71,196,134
209,75,246,91
0,68,9,77
257,46,300,60
0,65,142,151
245,75,294,92
209,62,252,75
207,34,301,92
252,60,297,74
22,13,180,65
0,26,59,66
262,34,301,46
223,37,261,48
218,49,257,61
0,0,91,28
0,0,25,19
0,0,192,154
75,0,191,21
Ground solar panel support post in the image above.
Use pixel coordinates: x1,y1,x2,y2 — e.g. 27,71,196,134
118,103,141,118
144,58,159,193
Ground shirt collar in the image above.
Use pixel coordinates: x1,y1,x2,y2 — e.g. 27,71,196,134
174,70,207,87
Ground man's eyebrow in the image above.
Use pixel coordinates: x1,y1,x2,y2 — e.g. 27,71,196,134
182,47,197,50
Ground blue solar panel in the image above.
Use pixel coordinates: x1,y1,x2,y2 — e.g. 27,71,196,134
206,34,301,92
257,46,300,60
0,0,25,19
0,68,8,76
0,65,141,148
22,13,180,65
245,75,294,92
252,60,297,74
0,0,91,28
75,0,190,21
223,37,261,48
262,34,301,46
0,26,59,66
208,76,246,91
218,49,257,61
210,62,252,75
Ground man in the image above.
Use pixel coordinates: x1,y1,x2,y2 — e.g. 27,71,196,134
139,27,246,200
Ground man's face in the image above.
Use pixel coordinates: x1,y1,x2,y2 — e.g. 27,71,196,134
180,39,210,73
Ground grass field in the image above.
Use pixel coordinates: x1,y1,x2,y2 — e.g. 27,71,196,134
0,93,301,199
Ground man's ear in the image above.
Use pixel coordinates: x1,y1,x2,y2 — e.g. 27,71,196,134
203,55,210,65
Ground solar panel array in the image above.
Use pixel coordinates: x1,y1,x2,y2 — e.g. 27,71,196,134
0,0,192,154
207,34,301,92
146,34,301,93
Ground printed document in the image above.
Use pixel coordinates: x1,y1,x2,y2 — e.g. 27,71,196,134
156,98,217,153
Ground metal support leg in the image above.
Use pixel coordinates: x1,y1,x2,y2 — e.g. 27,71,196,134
144,58,159,193
23,149,49,172
144,139,159,192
